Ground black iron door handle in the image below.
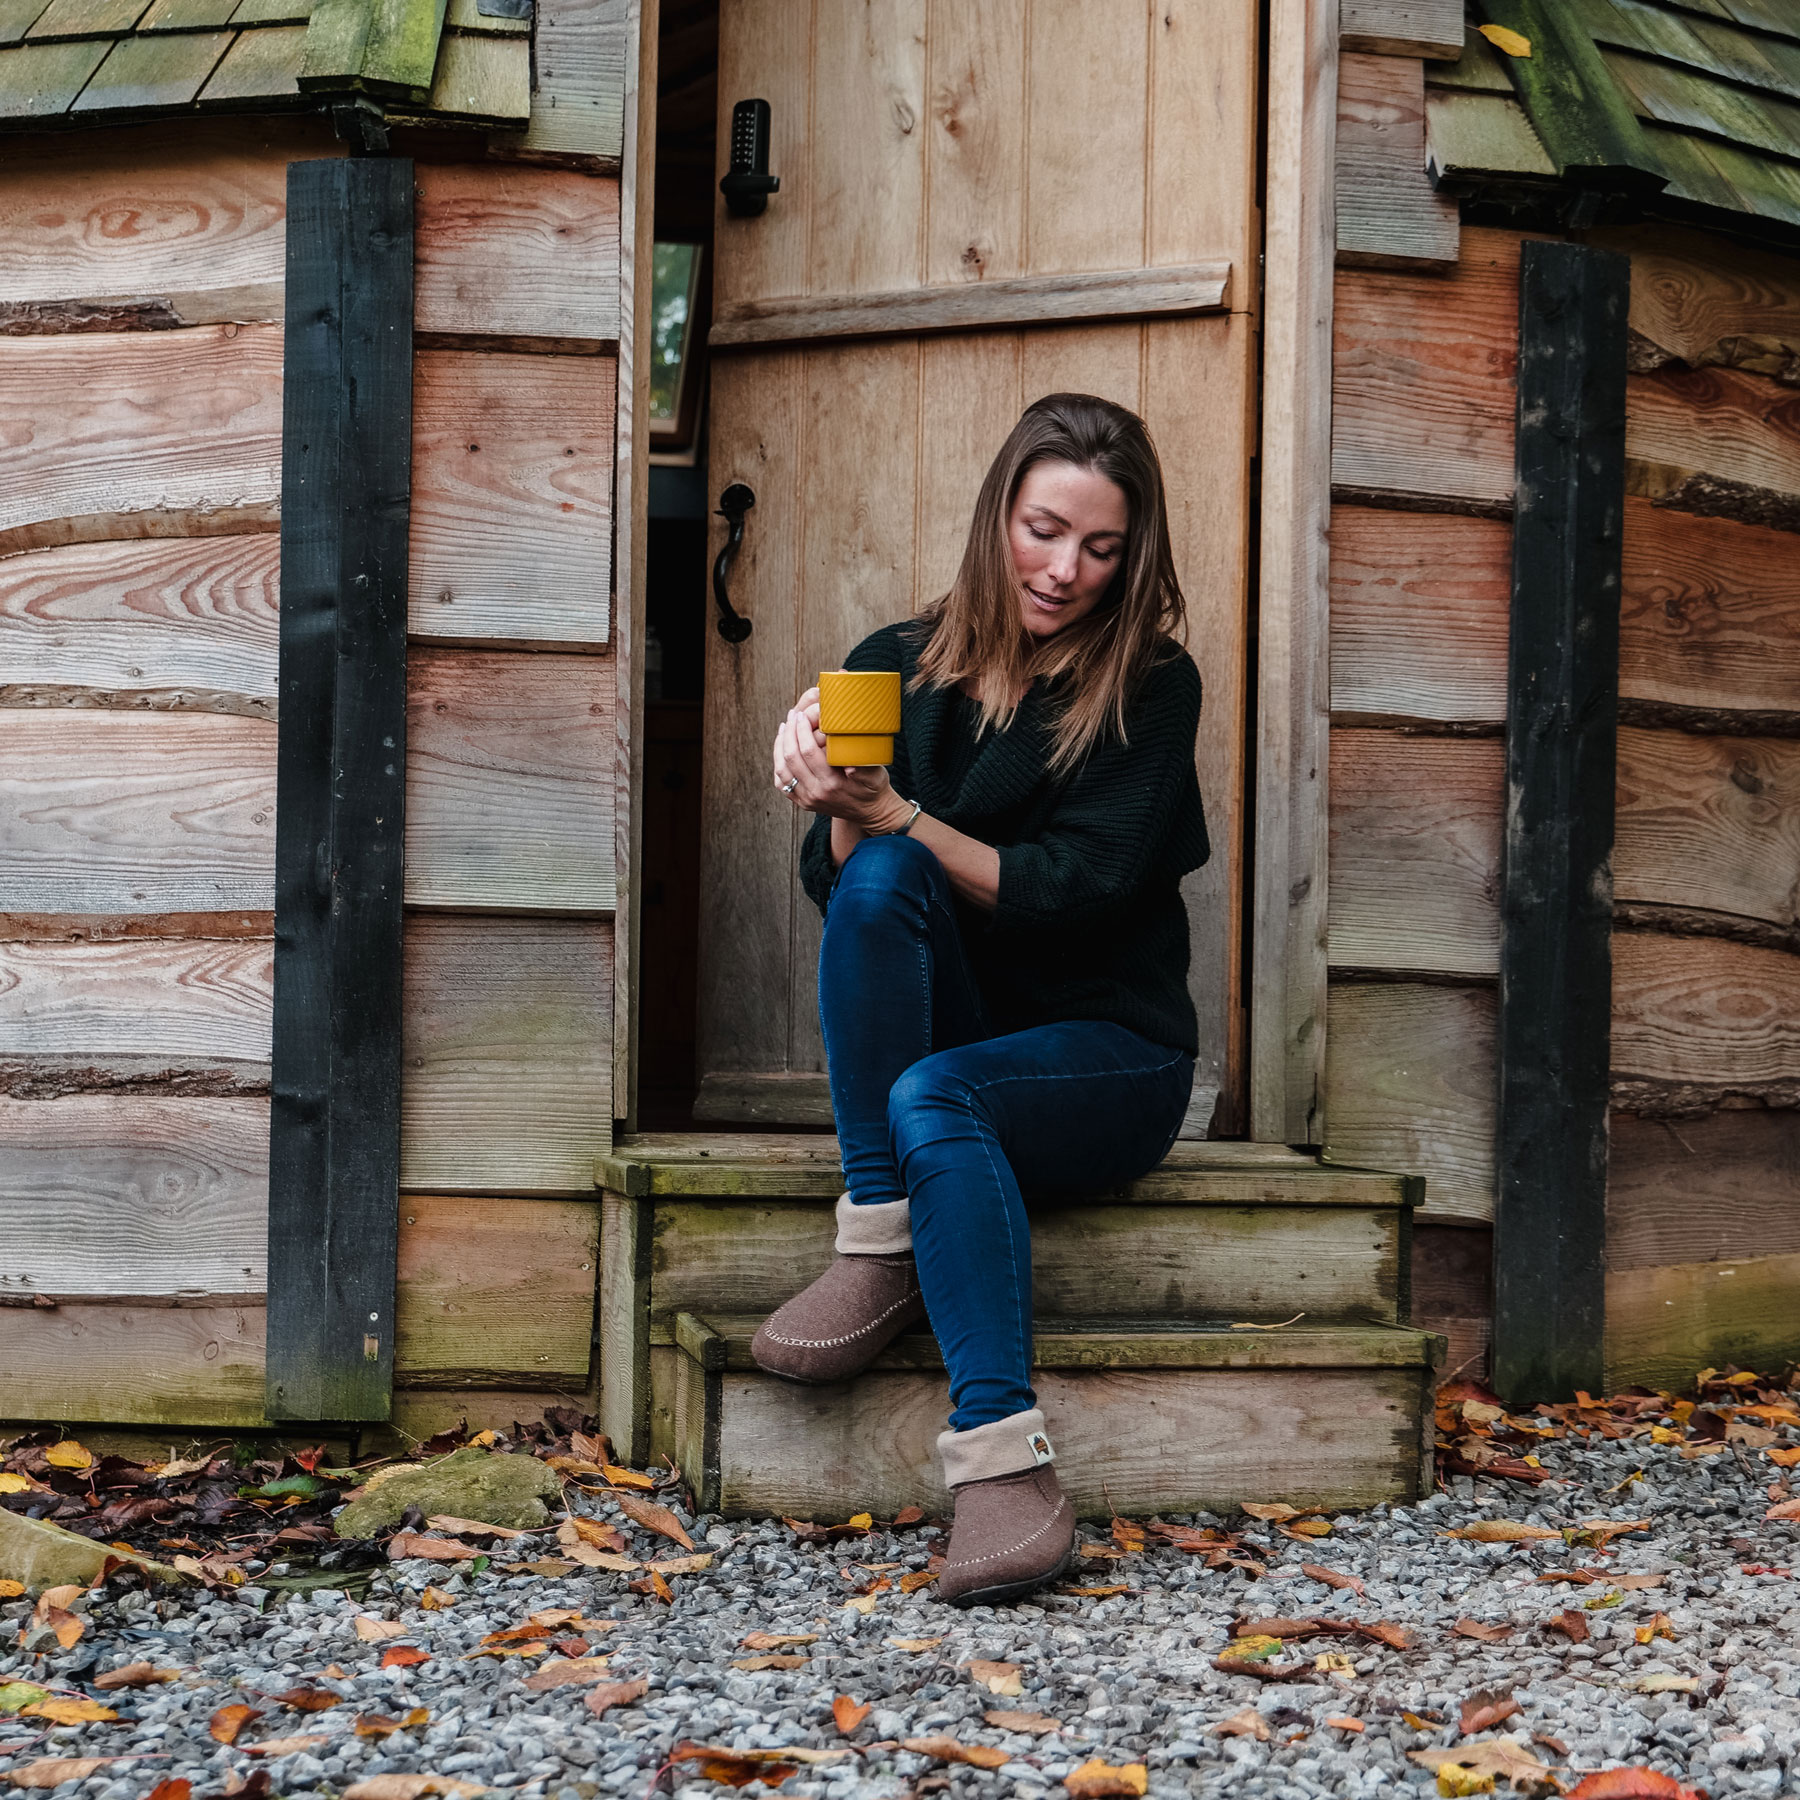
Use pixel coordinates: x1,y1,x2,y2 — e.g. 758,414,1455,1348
712,482,755,643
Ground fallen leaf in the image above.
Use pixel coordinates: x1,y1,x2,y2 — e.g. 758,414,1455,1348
965,1659,1023,1696
1766,1446,1800,1468
354,1709,431,1738
380,1645,430,1669
1240,1502,1302,1522
1061,1585,1131,1598
1566,1770,1705,1799
649,1553,714,1575
1570,1519,1651,1550
898,1569,939,1593
614,1492,694,1550
242,1734,334,1758
271,1686,343,1714
1356,1620,1416,1651
1453,1619,1515,1643
730,1654,809,1671
209,1704,262,1745
4,1758,129,1788
42,1441,93,1471
902,1737,1010,1770
665,1743,845,1786
420,1587,457,1610
1079,1542,1127,1560
843,1590,880,1615
1549,1610,1590,1644
1064,1758,1149,1797
1442,1522,1560,1542
522,1657,615,1691
20,1697,116,1725
583,1678,649,1719
0,1479,32,1496
600,1464,656,1491
1211,1707,1270,1741
1110,1517,1147,1553
559,1518,629,1555
387,1534,480,1562
892,1505,926,1526
1325,1716,1364,1733
1632,1674,1699,1694
1582,1590,1624,1612
886,1637,944,1652
355,1616,410,1642
1476,22,1531,56
559,1548,639,1572
1612,1573,1666,1590
0,1684,50,1715
1533,1735,1569,1756
424,1516,529,1540
1764,1496,1800,1521
146,1782,191,1800
1301,1565,1365,1596
93,1664,180,1692
1409,1736,1557,1792
985,1710,1061,1733
1314,1652,1356,1674
340,1779,489,1800
1460,1692,1520,1736
1221,1633,1293,1660
833,1696,871,1734
741,1631,819,1651
1278,1519,1334,1540
649,1569,674,1604
1633,1612,1676,1646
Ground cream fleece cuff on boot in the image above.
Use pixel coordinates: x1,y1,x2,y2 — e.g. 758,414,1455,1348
938,1407,1056,1488
834,1192,912,1256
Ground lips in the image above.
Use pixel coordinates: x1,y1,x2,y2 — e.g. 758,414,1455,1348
1027,587,1069,610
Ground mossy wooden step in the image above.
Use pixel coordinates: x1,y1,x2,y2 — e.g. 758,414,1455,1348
596,1134,1422,1462
668,1313,1444,1520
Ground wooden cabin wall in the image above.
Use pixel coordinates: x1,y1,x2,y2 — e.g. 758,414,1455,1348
1595,225,1800,1392
0,121,625,1435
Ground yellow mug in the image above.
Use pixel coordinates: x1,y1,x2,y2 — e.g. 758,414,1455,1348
817,669,902,767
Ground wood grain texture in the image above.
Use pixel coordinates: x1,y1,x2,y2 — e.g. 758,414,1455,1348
1627,366,1800,505
599,1189,650,1461
1608,1108,1800,1273
502,0,627,166
400,915,613,1196
1615,727,1800,929
1336,51,1459,269
405,648,616,914
0,711,274,913
1612,931,1800,1104
1620,501,1800,715
0,936,272,1066
1329,505,1510,723
409,348,615,647
1332,228,1524,507
1606,1252,1800,1393
378,1386,593,1450
1255,0,1337,1143
0,1094,266,1297
0,1299,266,1426
394,1194,598,1383
1324,981,1496,1222
1411,1220,1491,1380
415,162,621,342
1339,0,1463,59
0,534,279,699
1329,732,1502,975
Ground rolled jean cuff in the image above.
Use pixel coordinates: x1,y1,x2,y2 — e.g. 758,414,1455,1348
938,1407,1055,1488
835,1192,911,1255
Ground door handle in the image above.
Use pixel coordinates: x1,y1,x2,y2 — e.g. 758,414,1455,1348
720,99,779,217
712,482,755,643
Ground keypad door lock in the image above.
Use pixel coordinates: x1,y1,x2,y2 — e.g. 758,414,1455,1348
720,98,780,218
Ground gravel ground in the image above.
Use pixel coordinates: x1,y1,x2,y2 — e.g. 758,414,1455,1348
5,1423,1799,1800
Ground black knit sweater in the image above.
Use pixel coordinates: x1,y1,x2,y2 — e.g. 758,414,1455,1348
799,620,1209,1055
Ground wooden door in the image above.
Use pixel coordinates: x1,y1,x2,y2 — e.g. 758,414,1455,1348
696,0,1260,1135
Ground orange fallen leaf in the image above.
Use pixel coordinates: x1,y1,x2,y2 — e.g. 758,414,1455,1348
1278,1519,1334,1540
380,1645,430,1669
271,1686,343,1713
21,1698,117,1725
1766,1446,1800,1468
42,1441,93,1471
146,1781,191,1800
1453,1618,1514,1643
387,1534,480,1562
902,1737,1010,1770
1442,1521,1560,1542
1111,1517,1147,1553
242,1735,333,1758
1064,1758,1149,1797
1567,1771,1706,1799
1765,1496,1800,1521
1301,1564,1364,1596
4,1757,128,1788
741,1632,818,1651
601,1464,656,1491
1211,1708,1270,1741
832,1695,872,1734
664,1743,844,1785
1325,1716,1364,1733
892,1505,926,1526
731,1654,809,1671
614,1492,694,1550
898,1569,938,1593
0,1577,24,1595
209,1703,262,1745
522,1656,615,1691
583,1678,649,1719
649,1569,674,1603
420,1587,457,1610
93,1663,180,1690
985,1709,1061,1733
355,1616,409,1642
1549,1610,1590,1644
561,1517,630,1554
353,1709,430,1738
1240,1502,1304,1522
1061,1584,1131,1598
1634,1612,1676,1645
1460,1691,1520,1736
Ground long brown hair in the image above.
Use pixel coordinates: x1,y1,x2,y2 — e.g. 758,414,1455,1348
913,392,1187,776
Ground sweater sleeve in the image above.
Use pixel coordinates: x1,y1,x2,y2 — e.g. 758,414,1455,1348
797,625,910,916
992,653,1205,931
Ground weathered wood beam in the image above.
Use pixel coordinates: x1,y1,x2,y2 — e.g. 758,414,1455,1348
1492,240,1630,1405
267,158,414,1424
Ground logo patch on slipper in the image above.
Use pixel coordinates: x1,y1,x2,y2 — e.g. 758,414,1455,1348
1027,1430,1055,1465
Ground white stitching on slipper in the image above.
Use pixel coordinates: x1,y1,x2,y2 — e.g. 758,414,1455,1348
946,1497,1073,1571
759,1288,923,1350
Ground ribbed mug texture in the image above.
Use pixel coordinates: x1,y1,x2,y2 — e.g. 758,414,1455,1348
818,670,901,766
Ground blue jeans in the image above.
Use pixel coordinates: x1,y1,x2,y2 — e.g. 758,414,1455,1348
818,834,1195,1431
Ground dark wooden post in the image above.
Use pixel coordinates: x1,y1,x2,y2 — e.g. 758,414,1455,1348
267,157,414,1421
1492,239,1629,1405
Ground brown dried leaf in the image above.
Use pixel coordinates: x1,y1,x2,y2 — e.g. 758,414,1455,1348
891,1505,926,1527
1460,1691,1521,1736
420,1587,457,1611
271,1686,343,1713
380,1646,431,1669
649,1553,713,1576
209,1704,262,1745
901,1737,1010,1770
886,1637,944,1652
1408,1737,1558,1792
340,1778,490,1800
985,1710,1061,1734
1301,1564,1365,1596
832,1696,872,1734
740,1632,818,1651
583,1678,649,1720
354,1616,409,1642
353,1709,431,1739
1211,1707,1270,1741
1764,1496,1800,1521
965,1659,1023,1696
4,1758,127,1788
730,1654,809,1671
1277,1519,1334,1540
1061,1585,1131,1598
242,1735,334,1758
92,1663,180,1691
1441,1521,1560,1542
145,1781,191,1800
20,1698,116,1725
424,1517,529,1540
388,1534,481,1562
613,1493,693,1550
521,1657,615,1691
560,1517,629,1554
1239,1503,1301,1522
1064,1758,1149,1797
898,1569,938,1593
1325,1717,1364,1733
1453,1618,1515,1643
1549,1610,1590,1644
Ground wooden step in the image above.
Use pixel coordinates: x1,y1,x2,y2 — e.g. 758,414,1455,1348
668,1312,1444,1519
596,1134,1423,1462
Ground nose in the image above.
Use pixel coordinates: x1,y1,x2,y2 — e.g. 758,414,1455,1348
1046,542,1080,587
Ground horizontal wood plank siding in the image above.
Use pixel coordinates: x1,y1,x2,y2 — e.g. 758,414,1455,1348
1626,365,1800,510
1607,1252,1800,1392
1335,52,1458,270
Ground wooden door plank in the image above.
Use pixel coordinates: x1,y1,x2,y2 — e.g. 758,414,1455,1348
1331,229,1523,507
0,712,275,913
1255,0,1337,1142
0,325,281,553
1608,1108,1800,1273
0,937,273,1067
1329,506,1510,723
0,1095,266,1297
394,1194,598,1383
1606,1251,1800,1393
0,535,279,702
1627,364,1800,519
923,0,1025,286
1616,727,1800,928
400,915,613,1195
1336,51,1459,269
1620,502,1800,715
1340,0,1463,59
1324,981,1496,1222
409,348,615,647
1020,320,1143,412
1329,732,1502,976
504,0,627,167
1613,931,1800,1106
915,333,1023,607
0,1299,266,1426
405,647,617,915
415,163,621,343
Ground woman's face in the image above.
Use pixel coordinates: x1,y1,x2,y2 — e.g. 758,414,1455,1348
1007,459,1130,640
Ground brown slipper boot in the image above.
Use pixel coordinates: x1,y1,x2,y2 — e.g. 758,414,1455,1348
936,1408,1076,1607
750,1195,926,1384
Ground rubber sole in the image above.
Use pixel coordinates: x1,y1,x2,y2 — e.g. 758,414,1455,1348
941,1544,1075,1610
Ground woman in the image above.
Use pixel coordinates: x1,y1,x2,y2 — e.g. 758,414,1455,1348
759,392,1208,1608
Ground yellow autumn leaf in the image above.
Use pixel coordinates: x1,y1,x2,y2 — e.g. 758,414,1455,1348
847,1513,873,1529
0,1579,23,1598
420,1587,457,1610
42,1442,92,1471
1315,1652,1356,1674
22,1699,118,1725
1476,23,1530,57
0,1474,34,1494
1650,1426,1683,1444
